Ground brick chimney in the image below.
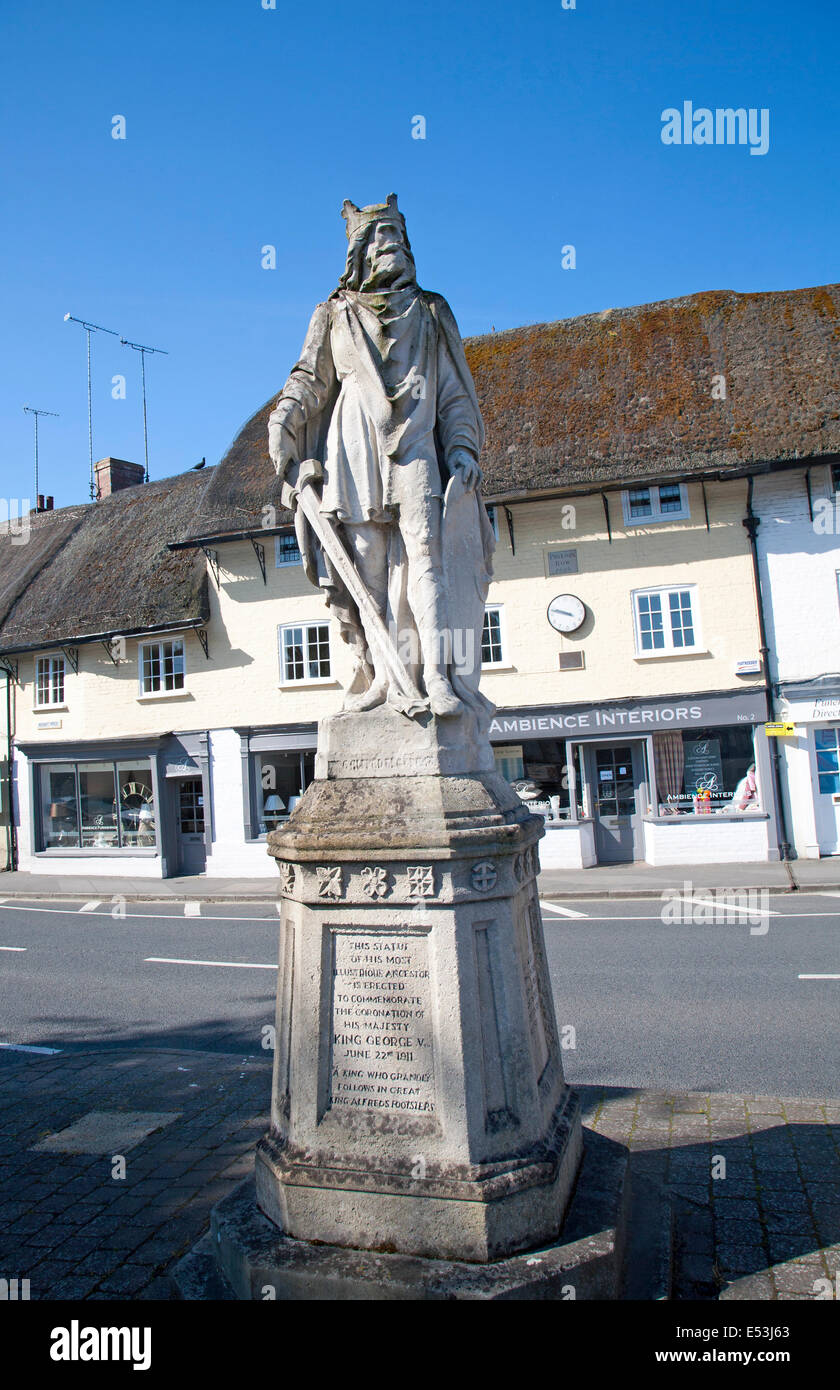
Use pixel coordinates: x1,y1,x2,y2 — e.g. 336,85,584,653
94,458,145,499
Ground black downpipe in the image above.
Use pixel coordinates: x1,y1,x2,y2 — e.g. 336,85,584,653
4,671,17,871
742,478,793,868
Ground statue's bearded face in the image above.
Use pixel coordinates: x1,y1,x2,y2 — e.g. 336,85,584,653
360,219,415,290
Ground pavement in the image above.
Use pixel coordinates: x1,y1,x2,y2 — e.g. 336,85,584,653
2,855,839,900
1,1044,837,1301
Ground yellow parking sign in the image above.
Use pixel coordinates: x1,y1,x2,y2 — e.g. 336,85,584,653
764,722,796,736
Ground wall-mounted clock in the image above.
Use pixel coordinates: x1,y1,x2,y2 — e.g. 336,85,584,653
547,594,586,634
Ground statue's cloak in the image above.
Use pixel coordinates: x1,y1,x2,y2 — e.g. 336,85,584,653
270,287,495,717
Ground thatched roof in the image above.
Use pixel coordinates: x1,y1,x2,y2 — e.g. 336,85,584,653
180,281,840,541
0,471,210,654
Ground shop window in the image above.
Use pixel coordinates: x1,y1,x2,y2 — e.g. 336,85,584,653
653,727,757,813
139,639,185,694
35,656,65,707
481,606,505,666
622,484,689,525
275,532,302,566
278,623,331,683
493,740,585,819
254,750,315,834
633,586,698,654
815,727,840,795
37,759,157,850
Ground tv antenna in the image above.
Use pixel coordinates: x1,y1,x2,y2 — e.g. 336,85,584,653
23,405,59,504
120,339,169,483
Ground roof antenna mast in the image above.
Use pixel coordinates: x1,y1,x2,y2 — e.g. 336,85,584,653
120,339,169,484
23,405,59,506
64,315,121,499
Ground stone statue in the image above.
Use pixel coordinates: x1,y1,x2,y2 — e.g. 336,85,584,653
267,194,495,722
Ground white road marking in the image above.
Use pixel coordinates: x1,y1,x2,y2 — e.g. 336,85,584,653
184,902,201,917
78,901,101,913
145,956,277,970
0,1042,62,1054
798,973,840,980
540,901,589,918
0,904,277,922
677,895,777,917
0,946,26,952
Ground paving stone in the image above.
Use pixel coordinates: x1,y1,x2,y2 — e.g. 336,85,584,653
771,1262,830,1295
719,1273,776,1300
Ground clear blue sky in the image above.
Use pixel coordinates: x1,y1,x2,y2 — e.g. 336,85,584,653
2,0,837,509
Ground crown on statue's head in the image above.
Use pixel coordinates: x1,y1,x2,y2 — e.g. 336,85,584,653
341,192,406,241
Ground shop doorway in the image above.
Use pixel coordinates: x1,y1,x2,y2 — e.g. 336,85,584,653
586,741,646,863
813,725,840,855
175,777,206,875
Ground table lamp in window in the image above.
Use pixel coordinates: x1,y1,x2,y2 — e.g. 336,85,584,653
263,794,286,829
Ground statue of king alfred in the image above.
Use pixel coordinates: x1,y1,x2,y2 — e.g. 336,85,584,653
267,194,495,724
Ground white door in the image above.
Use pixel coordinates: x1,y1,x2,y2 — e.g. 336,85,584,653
813,726,840,855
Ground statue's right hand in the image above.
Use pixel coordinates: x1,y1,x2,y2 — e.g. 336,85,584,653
296,458,323,491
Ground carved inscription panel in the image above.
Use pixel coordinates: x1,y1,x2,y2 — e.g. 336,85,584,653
330,930,436,1115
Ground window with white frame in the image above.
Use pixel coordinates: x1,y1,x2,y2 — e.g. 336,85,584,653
274,531,302,566
279,622,331,683
485,505,500,541
622,483,689,525
481,605,505,666
633,586,699,654
36,655,65,706
139,638,185,694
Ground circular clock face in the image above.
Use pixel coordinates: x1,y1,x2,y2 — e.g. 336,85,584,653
547,594,586,633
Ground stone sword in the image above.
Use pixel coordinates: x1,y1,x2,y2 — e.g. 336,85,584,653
290,459,428,717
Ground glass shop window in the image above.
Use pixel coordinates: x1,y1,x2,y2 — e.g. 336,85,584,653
38,759,157,850
653,726,757,814
493,740,585,819
255,750,315,834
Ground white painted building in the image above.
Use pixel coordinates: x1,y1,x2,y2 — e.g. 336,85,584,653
755,462,840,856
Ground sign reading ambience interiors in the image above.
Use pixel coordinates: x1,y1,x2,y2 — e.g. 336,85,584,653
489,693,762,740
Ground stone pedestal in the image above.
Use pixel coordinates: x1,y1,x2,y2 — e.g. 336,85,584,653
254,708,583,1267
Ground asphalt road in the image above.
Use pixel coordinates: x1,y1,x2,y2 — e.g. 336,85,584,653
0,893,838,1096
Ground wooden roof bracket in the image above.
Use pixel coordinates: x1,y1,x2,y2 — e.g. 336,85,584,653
61,646,80,674
0,657,19,684
195,627,209,660
701,480,711,531
805,467,814,523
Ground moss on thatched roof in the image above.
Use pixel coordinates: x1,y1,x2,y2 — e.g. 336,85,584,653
180,281,840,540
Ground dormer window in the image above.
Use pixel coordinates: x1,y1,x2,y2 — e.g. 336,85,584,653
622,484,690,525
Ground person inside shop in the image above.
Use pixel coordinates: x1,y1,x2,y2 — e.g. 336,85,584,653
730,762,758,811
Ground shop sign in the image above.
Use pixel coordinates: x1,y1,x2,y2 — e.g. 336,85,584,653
811,698,840,722
764,722,796,737
490,692,762,740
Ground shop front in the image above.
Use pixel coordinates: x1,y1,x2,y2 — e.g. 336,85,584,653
16,732,211,877
777,681,840,858
489,690,775,867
